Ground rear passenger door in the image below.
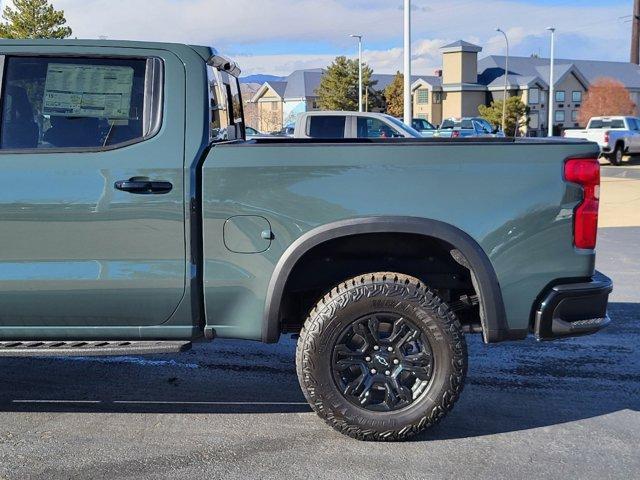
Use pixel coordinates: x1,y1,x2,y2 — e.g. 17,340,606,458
0,48,186,332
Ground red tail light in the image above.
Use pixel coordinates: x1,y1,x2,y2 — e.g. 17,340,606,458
564,158,600,249
452,130,461,138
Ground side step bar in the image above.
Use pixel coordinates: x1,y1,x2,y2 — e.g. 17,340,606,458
0,340,192,358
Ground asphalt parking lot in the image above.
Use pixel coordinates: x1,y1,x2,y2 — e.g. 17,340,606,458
0,174,638,480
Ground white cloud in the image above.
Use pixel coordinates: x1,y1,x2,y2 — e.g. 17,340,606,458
20,0,633,75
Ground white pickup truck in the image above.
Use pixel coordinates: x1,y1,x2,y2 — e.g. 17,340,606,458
293,111,421,139
564,116,640,165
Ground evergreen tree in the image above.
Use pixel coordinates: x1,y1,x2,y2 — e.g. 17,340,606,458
384,72,405,117
0,0,72,39
478,96,530,136
317,56,375,111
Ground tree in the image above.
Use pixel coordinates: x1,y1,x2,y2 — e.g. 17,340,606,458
0,0,72,39
578,78,636,125
317,56,375,111
384,72,405,117
478,96,530,136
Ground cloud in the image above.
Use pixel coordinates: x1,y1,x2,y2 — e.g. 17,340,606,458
36,0,633,75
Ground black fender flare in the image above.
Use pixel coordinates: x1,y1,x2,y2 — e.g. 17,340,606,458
262,216,516,344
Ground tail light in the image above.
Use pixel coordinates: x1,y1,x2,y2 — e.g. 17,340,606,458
452,130,461,138
564,157,600,249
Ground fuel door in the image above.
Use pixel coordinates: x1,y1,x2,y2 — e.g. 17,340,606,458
223,216,273,254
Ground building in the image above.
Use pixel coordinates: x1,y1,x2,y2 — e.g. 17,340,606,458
250,69,443,132
249,40,640,135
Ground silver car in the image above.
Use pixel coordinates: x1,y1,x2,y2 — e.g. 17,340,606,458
436,117,503,138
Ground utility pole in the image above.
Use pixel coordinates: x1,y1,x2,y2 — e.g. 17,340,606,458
403,0,412,126
547,27,556,137
496,28,509,135
632,0,640,64
350,34,363,112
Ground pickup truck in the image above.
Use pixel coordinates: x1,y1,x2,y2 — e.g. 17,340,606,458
0,39,613,442
294,111,421,139
564,116,640,165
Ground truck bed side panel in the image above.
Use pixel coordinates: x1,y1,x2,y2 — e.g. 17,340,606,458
202,141,598,341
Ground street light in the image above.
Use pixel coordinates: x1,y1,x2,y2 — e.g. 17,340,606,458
350,34,363,112
403,0,412,126
547,27,556,137
496,28,509,135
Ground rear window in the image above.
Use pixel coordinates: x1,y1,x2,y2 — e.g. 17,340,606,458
413,119,435,130
440,119,473,130
0,56,162,150
307,116,346,138
588,118,626,129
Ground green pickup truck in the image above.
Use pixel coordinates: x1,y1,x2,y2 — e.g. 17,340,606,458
0,39,613,441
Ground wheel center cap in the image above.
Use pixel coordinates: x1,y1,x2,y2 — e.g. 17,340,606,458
373,353,390,368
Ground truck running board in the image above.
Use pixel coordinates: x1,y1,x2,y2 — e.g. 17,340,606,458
0,340,192,357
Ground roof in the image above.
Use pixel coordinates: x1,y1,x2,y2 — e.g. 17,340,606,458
268,81,288,98
479,55,640,90
441,40,483,53
0,38,216,62
283,69,324,98
251,69,444,101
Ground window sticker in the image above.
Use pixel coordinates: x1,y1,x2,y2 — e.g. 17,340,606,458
43,64,134,119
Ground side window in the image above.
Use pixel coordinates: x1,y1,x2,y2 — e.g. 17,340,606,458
307,115,346,138
207,66,244,142
357,117,400,138
0,56,161,150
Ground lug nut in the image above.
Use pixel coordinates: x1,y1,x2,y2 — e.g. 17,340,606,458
371,369,377,374
393,359,400,365
365,356,371,362
387,347,393,352
373,346,380,351
385,370,391,376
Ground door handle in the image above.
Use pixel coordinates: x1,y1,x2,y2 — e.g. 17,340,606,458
114,177,173,195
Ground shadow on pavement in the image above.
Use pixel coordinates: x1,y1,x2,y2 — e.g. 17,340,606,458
0,303,637,441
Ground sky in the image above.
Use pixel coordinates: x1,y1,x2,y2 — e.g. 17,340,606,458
21,0,636,76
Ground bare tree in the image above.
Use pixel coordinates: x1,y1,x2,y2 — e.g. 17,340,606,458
579,78,636,125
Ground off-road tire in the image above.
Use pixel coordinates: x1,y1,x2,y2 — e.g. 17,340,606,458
296,272,468,441
610,145,624,166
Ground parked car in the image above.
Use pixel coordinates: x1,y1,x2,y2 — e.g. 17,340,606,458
294,111,421,139
272,124,295,137
0,39,612,442
563,116,640,165
412,118,437,137
245,126,262,139
437,117,502,138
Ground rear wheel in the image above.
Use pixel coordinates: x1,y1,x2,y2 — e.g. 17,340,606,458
610,144,624,166
296,272,467,441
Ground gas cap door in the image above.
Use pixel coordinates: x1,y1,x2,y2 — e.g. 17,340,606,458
223,216,273,254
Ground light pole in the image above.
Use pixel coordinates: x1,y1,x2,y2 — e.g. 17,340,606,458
496,28,509,135
547,27,556,137
403,0,412,126
350,34,363,112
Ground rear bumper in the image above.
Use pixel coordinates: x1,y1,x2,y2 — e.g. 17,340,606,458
534,272,613,341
